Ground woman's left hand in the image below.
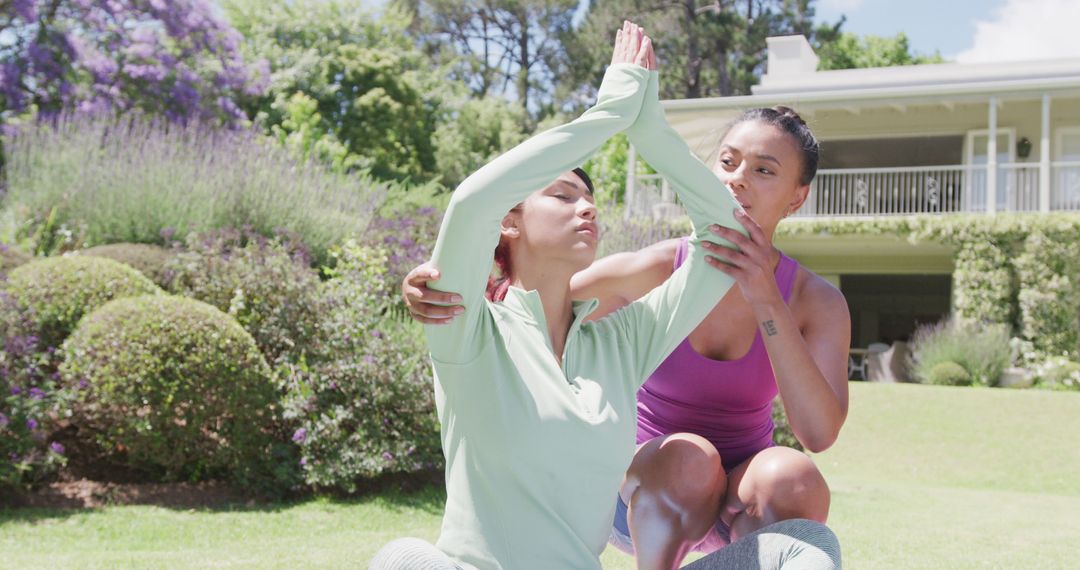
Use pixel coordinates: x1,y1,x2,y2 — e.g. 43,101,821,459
701,210,784,307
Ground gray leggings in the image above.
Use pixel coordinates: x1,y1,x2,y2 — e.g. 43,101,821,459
370,519,841,569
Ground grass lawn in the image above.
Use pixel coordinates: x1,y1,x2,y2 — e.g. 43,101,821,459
2,382,1078,569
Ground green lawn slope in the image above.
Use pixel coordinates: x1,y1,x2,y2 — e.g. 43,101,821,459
1,383,1077,569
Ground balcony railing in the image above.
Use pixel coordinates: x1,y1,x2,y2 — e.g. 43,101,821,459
627,162,1080,218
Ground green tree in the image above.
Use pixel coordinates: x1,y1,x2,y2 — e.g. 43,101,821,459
563,0,830,106
815,30,945,70
397,0,579,117
225,0,438,181
432,96,530,188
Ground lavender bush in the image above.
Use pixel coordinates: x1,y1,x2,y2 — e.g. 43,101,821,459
909,317,1012,387
278,242,440,491
1,113,385,263
1,0,266,124
597,206,690,257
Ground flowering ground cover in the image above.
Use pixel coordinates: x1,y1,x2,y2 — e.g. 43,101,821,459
1,382,1078,568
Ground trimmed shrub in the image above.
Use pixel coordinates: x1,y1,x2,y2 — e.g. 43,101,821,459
60,295,286,488
1,243,30,276
1015,229,1080,359
278,242,440,491
952,240,1013,326
78,243,175,287
909,318,1011,387
6,256,161,348
926,361,972,387
162,229,325,364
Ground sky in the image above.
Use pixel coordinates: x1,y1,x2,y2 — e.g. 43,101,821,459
358,0,1080,64
813,0,1080,62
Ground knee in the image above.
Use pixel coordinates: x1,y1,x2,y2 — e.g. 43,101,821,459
636,433,725,505
748,448,830,519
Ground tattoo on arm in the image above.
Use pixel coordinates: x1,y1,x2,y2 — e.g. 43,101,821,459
763,320,778,337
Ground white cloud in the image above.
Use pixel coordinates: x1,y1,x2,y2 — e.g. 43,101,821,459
955,0,1080,63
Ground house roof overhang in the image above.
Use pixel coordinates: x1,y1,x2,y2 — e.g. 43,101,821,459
660,67,1080,153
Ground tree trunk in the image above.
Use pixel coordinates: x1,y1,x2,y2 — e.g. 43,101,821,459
683,0,701,99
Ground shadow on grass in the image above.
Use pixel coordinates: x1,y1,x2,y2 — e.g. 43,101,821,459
0,469,446,526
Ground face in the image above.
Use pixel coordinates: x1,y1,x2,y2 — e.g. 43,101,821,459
502,172,598,270
712,120,810,232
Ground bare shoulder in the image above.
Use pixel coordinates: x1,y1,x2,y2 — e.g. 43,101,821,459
791,266,849,325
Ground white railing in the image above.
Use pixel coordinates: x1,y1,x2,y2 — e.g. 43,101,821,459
627,163,1080,218
1052,161,1080,212
803,165,971,217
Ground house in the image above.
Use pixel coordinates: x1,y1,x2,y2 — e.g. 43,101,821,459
626,35,1080,349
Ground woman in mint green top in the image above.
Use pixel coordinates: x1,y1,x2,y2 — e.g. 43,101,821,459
385,25,745,569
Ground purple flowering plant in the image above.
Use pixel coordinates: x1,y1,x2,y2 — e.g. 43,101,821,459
2,112,385,261
0,286,70,488
277,241,441,492
1,0,268,125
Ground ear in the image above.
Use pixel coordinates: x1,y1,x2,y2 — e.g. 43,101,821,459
500,211,521,240
786,184,811,217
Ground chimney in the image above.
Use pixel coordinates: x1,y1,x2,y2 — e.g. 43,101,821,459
764,35,819,78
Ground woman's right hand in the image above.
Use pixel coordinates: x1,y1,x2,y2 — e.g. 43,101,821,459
402,262,465,325
611,20,654,70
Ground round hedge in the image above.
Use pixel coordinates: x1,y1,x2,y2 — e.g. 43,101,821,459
61,295,277,485
928,361,972,386
79,243,175,287
1,244,31,276
5,255,161,348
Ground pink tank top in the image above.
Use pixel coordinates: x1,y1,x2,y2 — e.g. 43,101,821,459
636,237,799,471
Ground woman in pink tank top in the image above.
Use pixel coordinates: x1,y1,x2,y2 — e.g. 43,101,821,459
404,107,850,569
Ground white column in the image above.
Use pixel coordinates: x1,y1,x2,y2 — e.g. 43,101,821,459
625,142,637,219
987,97,998,214
1040,94,1052,212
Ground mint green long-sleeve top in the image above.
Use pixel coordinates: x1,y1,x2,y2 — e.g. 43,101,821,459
424,63,744,570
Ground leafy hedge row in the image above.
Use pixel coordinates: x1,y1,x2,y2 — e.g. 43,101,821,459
0,233,438,494
778,214,1080,363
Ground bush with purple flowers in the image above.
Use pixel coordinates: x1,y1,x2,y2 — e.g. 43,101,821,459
0,284,69,488
277,241,441,491
162,228,325,365
1,113,385,263
365,206,445,304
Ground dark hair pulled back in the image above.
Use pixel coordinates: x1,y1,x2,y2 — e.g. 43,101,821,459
485,168,594,302
725,106,819,186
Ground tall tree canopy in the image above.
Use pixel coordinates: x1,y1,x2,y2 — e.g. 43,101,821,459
0,0,266,124
560,0,825,105
396,0,579,116
226,0,440,181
